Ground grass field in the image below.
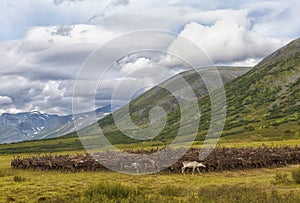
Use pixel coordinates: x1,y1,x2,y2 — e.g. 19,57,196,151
1,136,299,155
1,152,300,203
1,137,300,202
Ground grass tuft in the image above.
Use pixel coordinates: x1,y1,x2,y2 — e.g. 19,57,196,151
13,175,28,182
272,173,292,185
0,169,13,177
159,185,186,197
292,168,300,184
83,182,142,201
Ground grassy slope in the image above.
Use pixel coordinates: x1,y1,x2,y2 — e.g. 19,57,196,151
0,136,84,154
1,135,299,155
96,38,300,145
217,38,300,142
74,66,251,145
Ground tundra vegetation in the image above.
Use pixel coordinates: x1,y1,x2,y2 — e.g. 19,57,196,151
1,143,300,203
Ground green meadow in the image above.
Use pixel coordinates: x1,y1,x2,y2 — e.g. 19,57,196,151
0,147,300,203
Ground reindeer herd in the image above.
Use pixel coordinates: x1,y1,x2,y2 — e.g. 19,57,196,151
11,145,300,174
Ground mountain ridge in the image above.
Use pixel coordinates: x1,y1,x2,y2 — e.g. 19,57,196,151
95,38,300,145
0,105,113,144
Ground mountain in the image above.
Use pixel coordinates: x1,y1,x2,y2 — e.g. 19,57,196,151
88,38,300,145
75,66,252,144
0,105,112,144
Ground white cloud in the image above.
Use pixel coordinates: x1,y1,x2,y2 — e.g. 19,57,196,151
0,75,71,114
0,24,119,114
108,0,130,7
226,58,262,67
167,10,286,65
0,0,109,40
121,57,152,74
109,56,182,107
249,0,300,39
1,0,299,40
53,0,85,6
0,25,183,114
0,24,118,76
0,96,13,105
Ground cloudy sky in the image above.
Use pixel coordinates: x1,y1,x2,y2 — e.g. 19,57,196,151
0,0,299,115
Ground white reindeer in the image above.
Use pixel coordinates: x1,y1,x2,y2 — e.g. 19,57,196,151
122,162,141,174
131,162,141,174
182,161,206,175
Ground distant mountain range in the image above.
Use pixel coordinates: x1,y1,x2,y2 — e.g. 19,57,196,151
0,105,113,144
0,66,250,145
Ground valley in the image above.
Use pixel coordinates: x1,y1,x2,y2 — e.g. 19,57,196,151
0,35,299,203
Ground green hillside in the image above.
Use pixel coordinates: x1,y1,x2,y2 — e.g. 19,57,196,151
221,38,300,142
97,38,300,145
94,66,251,145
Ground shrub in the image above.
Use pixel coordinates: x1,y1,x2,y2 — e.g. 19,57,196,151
37,196,50,203
13,175,28,182
244,125,255,131
292,168,300,184
272,173,291,184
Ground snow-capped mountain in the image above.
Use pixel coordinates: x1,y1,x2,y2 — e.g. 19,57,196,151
0,105,113,144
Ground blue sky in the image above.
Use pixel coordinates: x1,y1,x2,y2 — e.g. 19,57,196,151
0,0,299,115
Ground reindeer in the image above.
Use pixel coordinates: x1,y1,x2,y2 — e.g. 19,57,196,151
21,159,31,169
131,162,142,174
61,164,76,174
121,162,142,174
140,159,156,172
11,157,22,169
182,161,206,175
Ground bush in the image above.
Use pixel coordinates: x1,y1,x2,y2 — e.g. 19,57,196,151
272,173,291,184
244,125,255,131
37,196,50,203
292,168,300,184
13,175,28,182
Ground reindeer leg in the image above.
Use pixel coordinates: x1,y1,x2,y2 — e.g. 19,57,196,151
181,167,185,175
196,167,202,175
192,167,195,175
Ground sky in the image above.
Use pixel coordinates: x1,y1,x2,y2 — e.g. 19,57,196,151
0,0,299,115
